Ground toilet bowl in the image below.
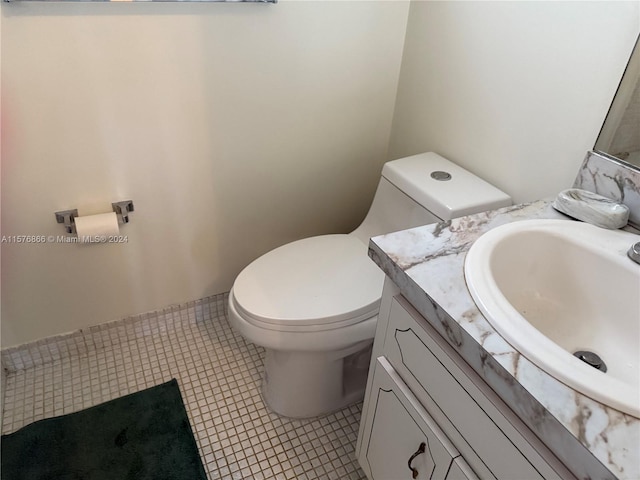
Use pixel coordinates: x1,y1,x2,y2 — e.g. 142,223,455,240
228,152,512,418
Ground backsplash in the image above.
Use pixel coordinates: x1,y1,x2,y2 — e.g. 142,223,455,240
573,150,640,228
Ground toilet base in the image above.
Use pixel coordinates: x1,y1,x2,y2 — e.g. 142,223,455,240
261,340,372,418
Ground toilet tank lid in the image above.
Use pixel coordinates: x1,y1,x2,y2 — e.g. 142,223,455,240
382,152,512,221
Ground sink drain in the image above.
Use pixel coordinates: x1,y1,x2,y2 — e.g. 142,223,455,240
573,350,607,372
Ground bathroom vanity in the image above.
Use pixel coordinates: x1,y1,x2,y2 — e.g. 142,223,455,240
356,199,639,480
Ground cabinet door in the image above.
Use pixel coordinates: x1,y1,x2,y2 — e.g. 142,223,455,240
384,295,570,480
446,458,479,480
360,357,461,480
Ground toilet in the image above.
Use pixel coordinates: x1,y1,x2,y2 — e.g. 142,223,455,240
228,152,512,418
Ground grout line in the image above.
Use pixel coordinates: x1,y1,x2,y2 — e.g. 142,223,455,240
1,294,366,479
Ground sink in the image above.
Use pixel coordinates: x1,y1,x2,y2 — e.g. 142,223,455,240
464,219,640,417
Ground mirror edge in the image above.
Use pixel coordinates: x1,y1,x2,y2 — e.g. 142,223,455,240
593,34,640,172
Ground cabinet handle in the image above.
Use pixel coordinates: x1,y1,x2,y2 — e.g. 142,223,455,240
407,442,426,479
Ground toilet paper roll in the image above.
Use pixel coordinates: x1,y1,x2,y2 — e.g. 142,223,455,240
75,212,119,244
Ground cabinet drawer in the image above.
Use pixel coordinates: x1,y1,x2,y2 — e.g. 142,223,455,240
360,357,475,480
384,296,566,480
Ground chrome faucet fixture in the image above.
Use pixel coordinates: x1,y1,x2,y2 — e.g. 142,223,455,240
628,242,640,264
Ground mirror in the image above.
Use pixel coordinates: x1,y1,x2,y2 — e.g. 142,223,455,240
4,0,276,3
594,35,640,170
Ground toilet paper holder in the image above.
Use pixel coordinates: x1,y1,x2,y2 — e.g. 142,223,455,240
55,200,134,234
112,200,135,224
54,209,79,234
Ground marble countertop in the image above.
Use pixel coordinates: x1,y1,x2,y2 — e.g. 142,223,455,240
368,199,639,480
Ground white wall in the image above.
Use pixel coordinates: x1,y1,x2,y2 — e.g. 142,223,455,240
2,0,639,349
1,1,410,347
388,1,640,204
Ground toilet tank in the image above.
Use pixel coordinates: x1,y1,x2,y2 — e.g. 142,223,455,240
351,152,512,244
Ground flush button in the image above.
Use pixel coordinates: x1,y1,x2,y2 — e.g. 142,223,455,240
431,171,452,181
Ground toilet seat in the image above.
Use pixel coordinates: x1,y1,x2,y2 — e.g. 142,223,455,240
232,234,384,332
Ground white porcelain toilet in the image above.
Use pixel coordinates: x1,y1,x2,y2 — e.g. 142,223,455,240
228,152,511,418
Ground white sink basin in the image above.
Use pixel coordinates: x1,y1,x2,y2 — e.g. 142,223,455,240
465,219,640,417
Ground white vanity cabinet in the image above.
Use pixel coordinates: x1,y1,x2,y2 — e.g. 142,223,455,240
360,356,475,480
357,279,576,480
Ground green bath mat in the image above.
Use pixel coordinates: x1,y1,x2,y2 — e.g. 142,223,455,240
1,379,207,480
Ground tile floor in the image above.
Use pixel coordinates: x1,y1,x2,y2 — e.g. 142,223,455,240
1,293,367,480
